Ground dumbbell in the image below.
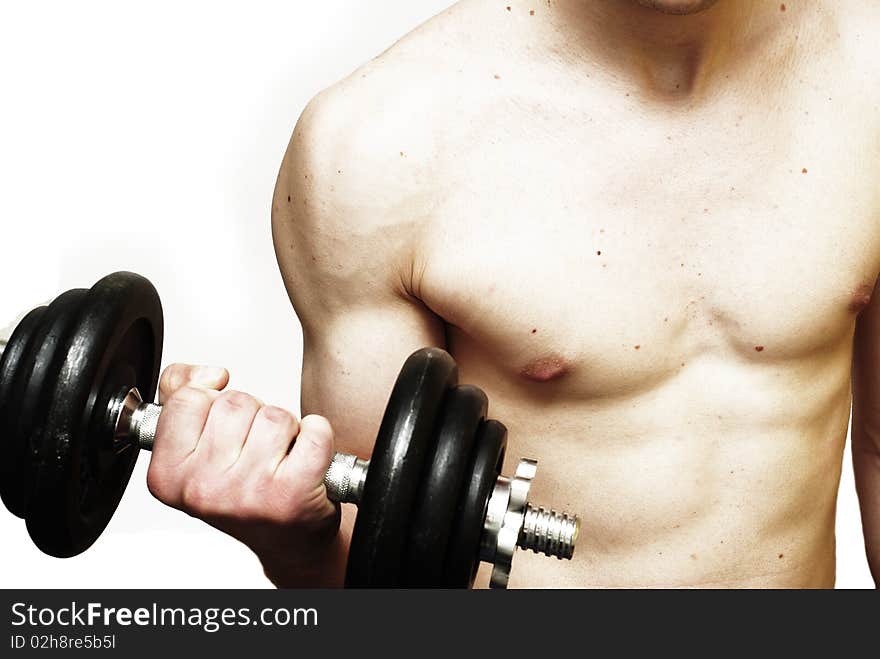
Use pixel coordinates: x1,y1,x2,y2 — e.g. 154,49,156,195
0,272,579,588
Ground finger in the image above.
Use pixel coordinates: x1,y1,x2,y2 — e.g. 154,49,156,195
233,406,299,477
276,414,335,490
147,385,219,504
194,390,262,470
158,364,229,403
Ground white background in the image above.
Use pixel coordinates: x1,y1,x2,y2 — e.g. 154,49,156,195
0,1,872,588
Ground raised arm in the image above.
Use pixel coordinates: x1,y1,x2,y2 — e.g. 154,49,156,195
853,277,880,586
271,88,445,585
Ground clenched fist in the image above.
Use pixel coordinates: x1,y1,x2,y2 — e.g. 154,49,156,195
146,364,345,586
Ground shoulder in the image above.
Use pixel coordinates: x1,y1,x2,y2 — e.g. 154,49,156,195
272,2,504,276
272,3,494,304
273,0,510,215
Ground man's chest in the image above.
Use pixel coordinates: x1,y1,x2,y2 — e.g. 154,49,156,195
415,101,880,392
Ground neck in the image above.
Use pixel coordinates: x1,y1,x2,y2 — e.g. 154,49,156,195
545,0,776,99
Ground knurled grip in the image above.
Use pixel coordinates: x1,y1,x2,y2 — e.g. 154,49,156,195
323,453,370,505
132,403,162,451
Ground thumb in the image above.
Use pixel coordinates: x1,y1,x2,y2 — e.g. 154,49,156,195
278,415,336,492
158,363,229,403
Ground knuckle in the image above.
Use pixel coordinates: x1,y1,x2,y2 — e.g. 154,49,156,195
299,428,328,454
160,364,191,393
168,385,213,412
146,469,163,499
181,478,215,512
257,406,297,430
146,467,175,504
301,415,333,444
216,390,259,413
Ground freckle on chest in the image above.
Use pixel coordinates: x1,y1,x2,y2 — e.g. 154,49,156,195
520,355,571,382
848,283,875,315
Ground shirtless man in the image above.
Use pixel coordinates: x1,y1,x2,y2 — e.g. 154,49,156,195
147,0,880,587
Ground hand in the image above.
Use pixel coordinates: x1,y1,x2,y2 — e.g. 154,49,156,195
146,364,341,585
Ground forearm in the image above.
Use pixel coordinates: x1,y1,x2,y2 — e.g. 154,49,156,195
260,508,354,589
853,431,880,586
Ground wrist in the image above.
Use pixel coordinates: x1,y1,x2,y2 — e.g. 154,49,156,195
259,532,348,588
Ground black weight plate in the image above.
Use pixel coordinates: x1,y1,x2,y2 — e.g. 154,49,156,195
3,291,89,519
442,418,507,588
17,291,90,475
345,347,458,587
0,305,48,517
26,272,163,557
403,384,487,587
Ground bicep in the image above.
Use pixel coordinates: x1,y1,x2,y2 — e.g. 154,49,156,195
301,303,444,458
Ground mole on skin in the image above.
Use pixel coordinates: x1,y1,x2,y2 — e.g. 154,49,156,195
520,355,570,383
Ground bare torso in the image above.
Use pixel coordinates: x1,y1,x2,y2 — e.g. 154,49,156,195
273,0,880,587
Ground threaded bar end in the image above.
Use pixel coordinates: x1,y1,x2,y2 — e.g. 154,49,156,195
518,504,579,560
